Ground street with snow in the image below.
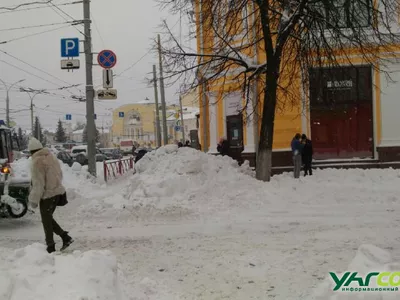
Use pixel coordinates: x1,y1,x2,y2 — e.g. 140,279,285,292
1,146,400,300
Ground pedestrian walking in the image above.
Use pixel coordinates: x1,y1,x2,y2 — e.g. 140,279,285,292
301,134,313,176
291,133,303,179
28,137,73,253
132,144,137,156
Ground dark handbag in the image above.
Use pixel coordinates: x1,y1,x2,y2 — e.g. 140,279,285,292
57,193,68,206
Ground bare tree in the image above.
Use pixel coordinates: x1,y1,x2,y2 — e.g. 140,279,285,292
158,0,400,181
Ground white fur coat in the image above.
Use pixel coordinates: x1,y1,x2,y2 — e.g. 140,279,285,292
28,148,66,205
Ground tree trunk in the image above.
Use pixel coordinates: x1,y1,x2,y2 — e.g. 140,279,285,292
256,72,278,182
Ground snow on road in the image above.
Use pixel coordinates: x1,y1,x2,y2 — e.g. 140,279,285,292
1,146,400,299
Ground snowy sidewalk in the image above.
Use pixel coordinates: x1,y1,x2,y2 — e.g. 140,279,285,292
2,147,400,299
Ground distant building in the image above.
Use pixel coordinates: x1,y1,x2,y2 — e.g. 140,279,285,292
71,127,112,148
111,95,200,147
112,102,158,147
71,129,84,143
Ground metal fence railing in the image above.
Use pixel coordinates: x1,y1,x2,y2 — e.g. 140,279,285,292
103,157,134,182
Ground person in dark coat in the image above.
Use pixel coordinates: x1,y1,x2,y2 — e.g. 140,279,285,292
134,149,148,164
301,134,313,176
217,138,230,156
291,133,303,179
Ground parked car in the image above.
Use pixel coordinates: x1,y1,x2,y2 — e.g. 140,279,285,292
71,145,107,165
100,148,123,160
56,151,74,167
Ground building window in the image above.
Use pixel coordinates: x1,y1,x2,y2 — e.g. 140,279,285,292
325,0,372,28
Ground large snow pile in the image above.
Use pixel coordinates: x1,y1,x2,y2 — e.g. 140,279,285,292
0,243,127,300
310,244,399,300
120,145,269,214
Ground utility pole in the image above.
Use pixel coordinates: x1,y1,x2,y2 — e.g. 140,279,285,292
152,65,162,147
157,34,168,145
83,0,96,176
20,88,43,135
0,79,25,127
179,94,185,143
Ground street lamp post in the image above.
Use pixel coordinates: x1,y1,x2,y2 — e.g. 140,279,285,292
0,79,25,127
20,88,45,135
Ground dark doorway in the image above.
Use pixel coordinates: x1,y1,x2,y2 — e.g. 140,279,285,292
226,115,244,161
309,66,374,159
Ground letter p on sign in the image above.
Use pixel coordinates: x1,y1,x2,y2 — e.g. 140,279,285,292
61,38,80,58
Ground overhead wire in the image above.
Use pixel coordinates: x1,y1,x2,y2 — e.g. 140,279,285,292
46,1,85,36
115,52,149,78
0,1,81,15
0,20,76,32
0,1,85,97
115,17,182,80
0,50,84,95
0,0,54,11
91,13,106,48
0,60,64,87
0,62,86,103
0,24,73,45
26,104,110,117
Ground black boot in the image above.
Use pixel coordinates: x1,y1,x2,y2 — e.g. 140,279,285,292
47,244,56,254
60,232,74,251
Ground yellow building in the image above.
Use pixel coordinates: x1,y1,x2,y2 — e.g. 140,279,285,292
195,1,400,166
112,103,157,147
112,99,199,147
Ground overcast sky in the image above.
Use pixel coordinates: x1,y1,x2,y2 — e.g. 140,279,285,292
0,0,191,130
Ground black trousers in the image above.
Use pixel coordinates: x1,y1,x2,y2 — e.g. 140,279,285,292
40,195,66,246
303,157,313,176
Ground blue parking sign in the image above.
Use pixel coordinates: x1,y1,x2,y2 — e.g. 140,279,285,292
61,38,80,57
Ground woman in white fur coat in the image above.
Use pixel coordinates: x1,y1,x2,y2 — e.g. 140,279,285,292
28,137,73,253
